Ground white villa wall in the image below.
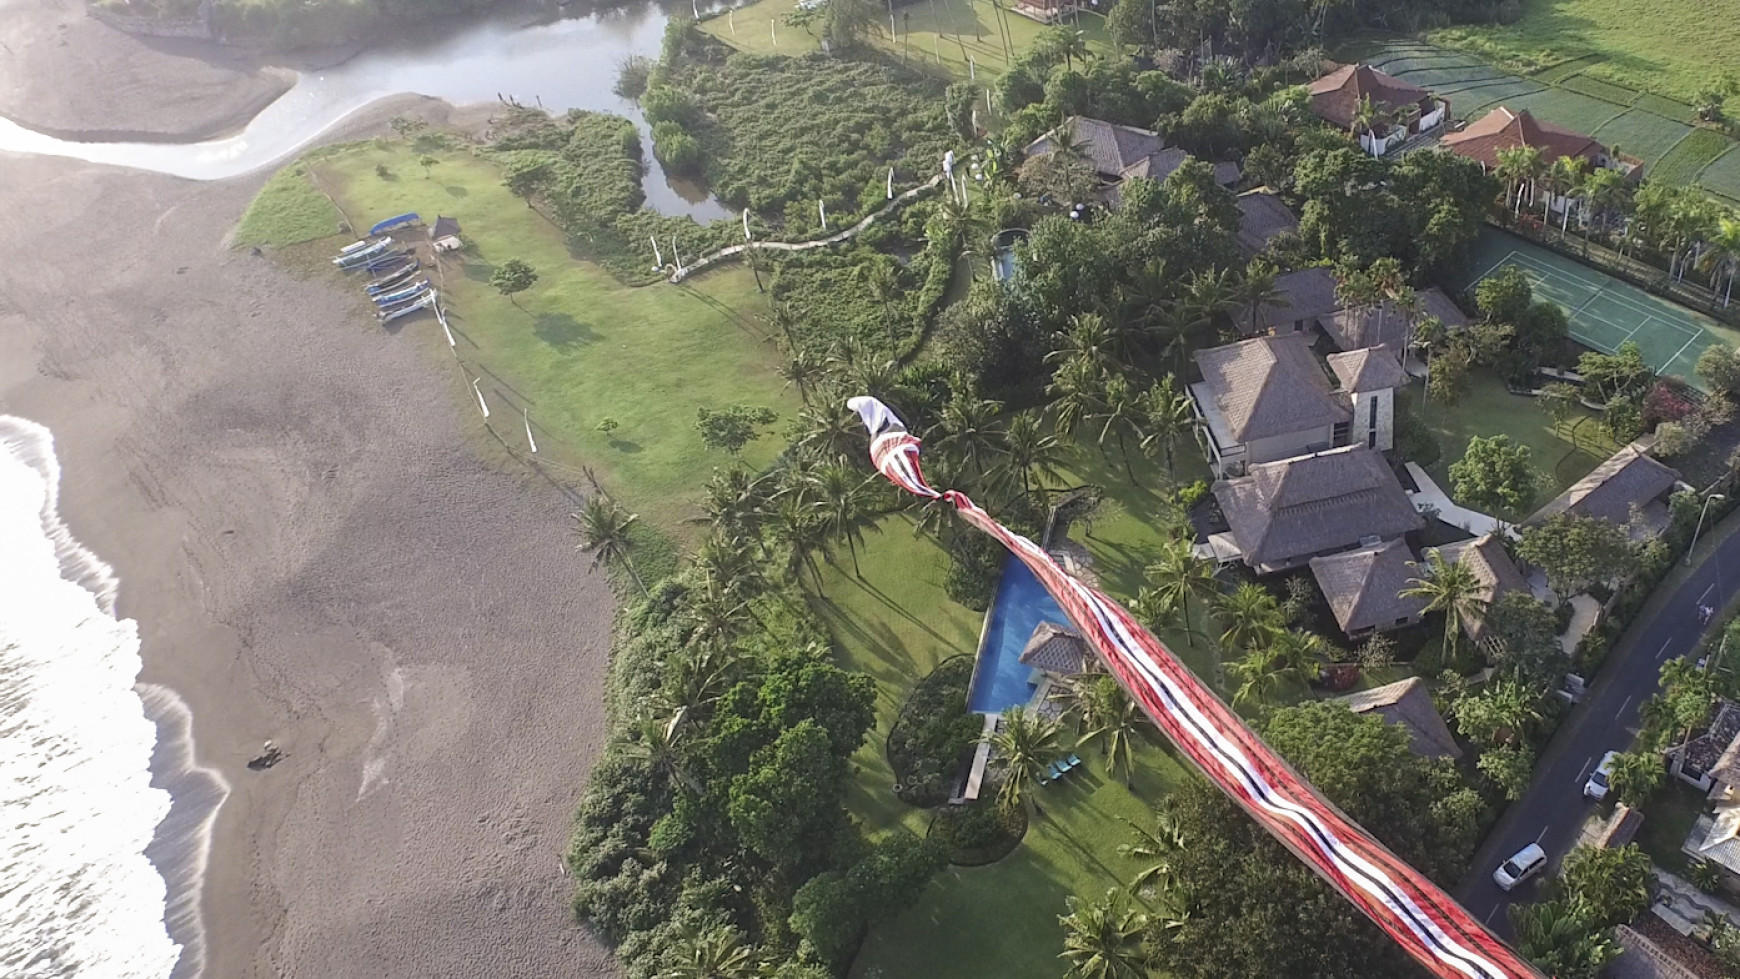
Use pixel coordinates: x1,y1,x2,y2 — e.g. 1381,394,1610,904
1350,388,1395,452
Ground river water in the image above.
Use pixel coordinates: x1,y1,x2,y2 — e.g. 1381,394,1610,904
0,4,731,220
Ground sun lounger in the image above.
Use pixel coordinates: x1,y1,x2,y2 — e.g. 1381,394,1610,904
1048,761,1067,781
1067,753,1082,769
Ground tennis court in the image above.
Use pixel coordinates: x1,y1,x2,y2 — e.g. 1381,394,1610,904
1461,231,1735,383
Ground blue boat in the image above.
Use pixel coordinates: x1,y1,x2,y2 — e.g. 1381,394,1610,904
369,213,421,236
373,280,430,306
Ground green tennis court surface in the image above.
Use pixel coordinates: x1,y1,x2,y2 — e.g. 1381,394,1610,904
1461,231,1739,385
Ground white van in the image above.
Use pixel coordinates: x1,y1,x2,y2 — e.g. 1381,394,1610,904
1493,843,1547,891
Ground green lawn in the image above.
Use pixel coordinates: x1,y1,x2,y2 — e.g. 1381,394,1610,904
706,0,1109,93
1635,781,1709,875
1426,0,1740,105
304,142,798,536
1404,370,1611,518
852,745,1188,979
234,163,343,247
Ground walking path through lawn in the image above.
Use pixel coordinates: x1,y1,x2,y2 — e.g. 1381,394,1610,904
1405,462,1512,538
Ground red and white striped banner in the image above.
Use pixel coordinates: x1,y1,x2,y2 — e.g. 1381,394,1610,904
847,397,1543,979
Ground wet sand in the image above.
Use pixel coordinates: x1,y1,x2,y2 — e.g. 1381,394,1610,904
0,50,619,979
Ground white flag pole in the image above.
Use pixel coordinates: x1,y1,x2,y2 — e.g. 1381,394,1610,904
437,303,455,347
742,208,752,241
887,167,894,200
969,56,976,80
650,235,663,267
472,378,490,418
671,237,682,272
524,408,538,453
819,199,828,230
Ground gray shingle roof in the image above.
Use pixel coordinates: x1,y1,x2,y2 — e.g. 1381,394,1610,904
1019,621,1089,675
1310,539,1428,635
1326,347,1409,393
1237,267,1344,333
1025,116,1165,179
1235,190,1299,257
1335,676,1462,759
1318,287,1470,352
1526,443,1679,529
1193,333,1351,443
1213,446,1425,568
1432,533,1528,643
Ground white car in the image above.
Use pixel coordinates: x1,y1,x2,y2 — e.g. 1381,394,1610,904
1584,751,1620,801
1493,843,1547,891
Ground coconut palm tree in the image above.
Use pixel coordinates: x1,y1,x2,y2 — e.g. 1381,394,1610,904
1708,213,1740,307
1509,899,1620,979
1579,166,1629,252
1233,260,1287,334
1049,312,1124,378
793,402,862,463
1118,811,1187,901
1048,357,1108,440
1401,549,1485,665
986,705,1063,818
1495,145,1544,216
859,259,903,342
684,579,756,648
657,922,758,979
1089,374,1148,482
1546,156,1585,237
698,467,771,538
659,644,742,719
1228,644,1294,707
1138,375,1197,478
1184,267,1238,342
575,495,645,595
622,708,702,796
1057,888,1154,979
809,463,876,575
768,496,830,590
1350,93,1380,149
940,389,1007,478
1055,672,1148,786
1143,536,1219,649
1216,582,1283,655
1000,410,1069,504
778,347,826,405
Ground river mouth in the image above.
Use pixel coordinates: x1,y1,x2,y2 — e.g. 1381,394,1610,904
0,2,732,222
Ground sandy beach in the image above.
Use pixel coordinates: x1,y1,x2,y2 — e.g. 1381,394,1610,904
0,12,620,978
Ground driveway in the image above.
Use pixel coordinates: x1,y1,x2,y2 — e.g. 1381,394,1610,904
1455,518,1740,936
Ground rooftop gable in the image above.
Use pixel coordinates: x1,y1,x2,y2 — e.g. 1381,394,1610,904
1441,107,1606,169
1308,64,1433,129
1238,266,1343,333
1025,116,1165,179
1193,333,1351,443
1214,446,1425,567
1327,347,1410,393
1526,443,1679,527
1310,539,1429,635
1335,676,1462,759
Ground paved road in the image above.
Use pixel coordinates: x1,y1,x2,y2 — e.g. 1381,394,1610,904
1456,523,1740,937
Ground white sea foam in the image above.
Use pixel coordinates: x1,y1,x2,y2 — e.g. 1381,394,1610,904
1,416,225,979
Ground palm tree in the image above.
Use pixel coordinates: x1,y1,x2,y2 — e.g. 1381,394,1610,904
1000,410,1069,503
809,463,875,575
657,922,758,979
622,709,702,796
1055,672,1148,786
1137,375,1196,477
1579,166,1628,253
777,348,826,405
1048,357,1108,440
1546,156,1585,237
1495,145,1544,216
1143,536,1219,649
1216,582,1283,654
1089,374,1148,482
940,389,1007,478
1184,268,1238,342
684,579,755,648
793,403,862,463
574,496,645,595
659,644,741,718
768,496,830,590
1509,899,1620,979
1401,549,1485,665
1049,312,1123,377
859,259,903,342
1057,888,1154,979
1228,645,1294,707
1233,260,1287,334
985,705,1063,818
698,467,770,538
1350,93,1380,148
1708,213,1740,307
1118,812,1186,900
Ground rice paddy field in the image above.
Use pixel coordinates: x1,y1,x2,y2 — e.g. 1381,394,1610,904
1356,40,1740,204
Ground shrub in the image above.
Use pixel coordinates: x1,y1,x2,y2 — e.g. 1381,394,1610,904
616,55,653,100
888,658,982,807
944,530,1004,611
1395,401,1442,466
930,800,1026,865
651,121,704,176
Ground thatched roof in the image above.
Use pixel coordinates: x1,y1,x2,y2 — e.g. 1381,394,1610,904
1326,347,1409,394
1234,190,1299,257
1193,333,1350,443
1308,64,1432,129
1432,534,1529,643
1335,676,1462,759
1310,539,1428,636
1026,116,1165,179
1525,443,1678,536
1236,267,1344,334
1019,621,1088,675
1214,447,1425,569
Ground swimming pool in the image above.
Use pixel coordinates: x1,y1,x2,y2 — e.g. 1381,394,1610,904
966,558,1074,714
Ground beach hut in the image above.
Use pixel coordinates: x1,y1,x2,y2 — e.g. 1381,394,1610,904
430,215,463,253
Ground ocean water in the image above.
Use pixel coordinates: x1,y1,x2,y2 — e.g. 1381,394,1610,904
0,416,224,979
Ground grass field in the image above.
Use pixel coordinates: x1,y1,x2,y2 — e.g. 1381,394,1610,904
1635,781,1708,874
1592,110,1694,166
1405,372,1609,512
1653,128,1734,185
1426,0,1740,105
1697,145,1740,205
234,163,343,248
303,142,796,535
705,0,1109,91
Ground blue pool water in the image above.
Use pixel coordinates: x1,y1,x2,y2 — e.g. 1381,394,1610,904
967,559,1074,714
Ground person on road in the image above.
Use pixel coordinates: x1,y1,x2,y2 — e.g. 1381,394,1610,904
1700,605,1715,625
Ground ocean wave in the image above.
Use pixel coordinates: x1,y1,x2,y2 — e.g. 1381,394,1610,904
0,416,226,979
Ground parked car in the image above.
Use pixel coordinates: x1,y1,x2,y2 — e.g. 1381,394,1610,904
1493,843,1547,891
1584,751,1620,801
